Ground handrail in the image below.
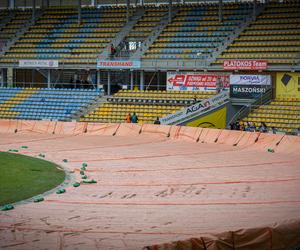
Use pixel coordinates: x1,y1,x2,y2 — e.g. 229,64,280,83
228,87,273,126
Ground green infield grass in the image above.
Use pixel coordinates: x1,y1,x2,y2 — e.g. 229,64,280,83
0,152,65,205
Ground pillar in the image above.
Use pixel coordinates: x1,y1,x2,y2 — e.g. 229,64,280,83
7,67,13,87
0,69,3,87
218,0,223,23
97,70,101,89
8,0,15,9
126,0,130,22
253,0,257,18
32,0,36,21
91,0,95,6
130,70,134,90
140,70,144,90
157,70,160,90
47,69,51,88
107,71,111,95
78,0,82,25
168,0,172,23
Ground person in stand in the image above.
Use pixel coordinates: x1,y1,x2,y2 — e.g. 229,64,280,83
193,95,197,104
110,44,116,58
216,76,223,93
235,119,241,131
259,122,268,133
154,117,161,125
125,113,131,123
131,112,138,123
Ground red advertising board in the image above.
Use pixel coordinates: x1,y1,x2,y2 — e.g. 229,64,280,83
167,72,229,91
223,60,268,70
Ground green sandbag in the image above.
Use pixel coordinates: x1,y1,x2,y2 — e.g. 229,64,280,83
56,189,66,194
267,148,274,153
80,171,85,175
81,167,86,171
8,149,18,152
63,159,68,163
82,163,88,167
1,204,14,211
34,197,44,203
73,182,80,187
83,179,97,184
81,175,87,179
21,146,28,149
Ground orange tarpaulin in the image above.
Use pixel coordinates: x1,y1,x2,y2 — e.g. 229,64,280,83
86,122,120,136
54,121,87,135
171,126,202,142
0,119,18,133
116,123,142,136
0,120,300,250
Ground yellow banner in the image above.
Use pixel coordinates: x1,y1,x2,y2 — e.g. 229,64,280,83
186,107,227,128
276,72,300,98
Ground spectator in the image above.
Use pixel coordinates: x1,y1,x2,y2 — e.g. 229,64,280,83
131,112,138,123
110,44,116,58
235,120,241,131
154,117,161,125
259,122,268,133
193,95,197,104
271,127,277,134
229,122,235,130
216,76,223,93
240,122,245,131
125,113,131,123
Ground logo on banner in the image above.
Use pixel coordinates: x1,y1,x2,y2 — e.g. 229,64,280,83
223,60,267,70
19,60,59,68
167,72,229,91
230,74,271,86
276,72,300,98
96,60,141,69
229,74,271,99
160,91,229,125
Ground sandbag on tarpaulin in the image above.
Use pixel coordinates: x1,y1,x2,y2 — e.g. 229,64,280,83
144,220,300,250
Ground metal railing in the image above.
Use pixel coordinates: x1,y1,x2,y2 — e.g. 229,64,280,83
228,87,273,127
1,81,101,89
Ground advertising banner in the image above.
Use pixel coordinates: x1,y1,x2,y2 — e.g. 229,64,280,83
166,72,229,91
276,72,300,98
160,91,229,125
230,74,271,99
19,60,59,68
186,107,227,129
96,60,141,69
223,60,268,70
230,85,270,99
230,74,271,86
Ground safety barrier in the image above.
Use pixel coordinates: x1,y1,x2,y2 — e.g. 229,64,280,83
0,119,299,155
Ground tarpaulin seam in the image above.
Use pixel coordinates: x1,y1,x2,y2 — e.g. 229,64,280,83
200,237,207,250
93,178,300,186
44,199,300,206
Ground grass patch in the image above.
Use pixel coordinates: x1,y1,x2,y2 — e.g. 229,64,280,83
0,152,65,205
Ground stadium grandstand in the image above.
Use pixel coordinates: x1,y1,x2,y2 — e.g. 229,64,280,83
0,0,300,249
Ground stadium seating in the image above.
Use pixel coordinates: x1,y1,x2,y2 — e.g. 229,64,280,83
0,6,129,65
215,2,300,65
126,6,168,43
242,98,300,133
0,9,32,46
0,87,102,120
143,3,253,60
80,90,215,123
